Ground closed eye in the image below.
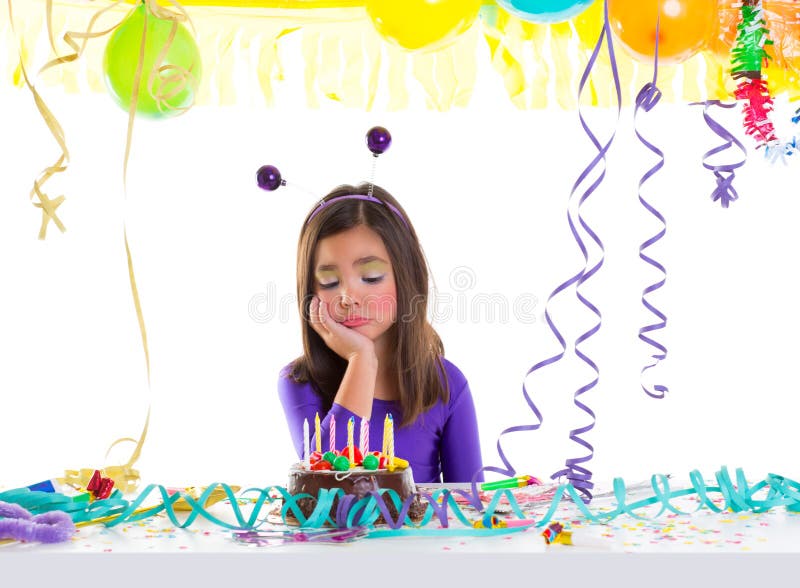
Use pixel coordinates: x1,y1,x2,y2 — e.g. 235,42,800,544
318,276,384,289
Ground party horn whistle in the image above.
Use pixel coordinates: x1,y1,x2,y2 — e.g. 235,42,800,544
473,516,537,529
481,475,536,491
25,479,57,493
542,522,614,549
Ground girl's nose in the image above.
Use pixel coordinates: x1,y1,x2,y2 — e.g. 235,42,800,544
337,280,361,309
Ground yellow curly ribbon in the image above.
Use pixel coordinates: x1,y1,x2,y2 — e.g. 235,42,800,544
112,0,197,491
21,0,196,492
7,0,69,239
141,0,200,117
39,0,126,76
171,485,242,511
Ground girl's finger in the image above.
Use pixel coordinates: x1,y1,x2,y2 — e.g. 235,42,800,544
309,296,318,321
317,300,325,325
308,297,327,337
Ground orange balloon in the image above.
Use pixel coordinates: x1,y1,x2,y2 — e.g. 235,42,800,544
608,0,717,65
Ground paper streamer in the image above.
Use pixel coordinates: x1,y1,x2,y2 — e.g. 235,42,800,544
730,0,799,164
471,0,621,503
5,0,155,490
549,0,621,501
764,105,800,164
729,0,800,164
107,0,198,493
633,20,667,399
6,0,71,239
4,466,800,544
690,100,747,208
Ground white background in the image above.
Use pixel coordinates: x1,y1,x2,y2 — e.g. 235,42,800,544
2,22,800,491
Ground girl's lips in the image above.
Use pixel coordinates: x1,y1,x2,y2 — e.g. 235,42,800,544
342,317,370,328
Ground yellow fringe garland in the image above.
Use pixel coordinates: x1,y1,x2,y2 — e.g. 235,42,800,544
4,0,798,111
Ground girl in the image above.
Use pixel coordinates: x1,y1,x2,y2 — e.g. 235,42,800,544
277,183,483,483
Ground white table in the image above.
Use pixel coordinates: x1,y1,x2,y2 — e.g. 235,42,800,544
3,481,799,586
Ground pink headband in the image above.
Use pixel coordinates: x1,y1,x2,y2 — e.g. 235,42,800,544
307,194,409,228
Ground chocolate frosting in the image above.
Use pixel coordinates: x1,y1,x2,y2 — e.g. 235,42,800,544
286,464,425,524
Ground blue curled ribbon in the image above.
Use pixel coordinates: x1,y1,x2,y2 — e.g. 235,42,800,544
689,100,747,208
470,0,622,506
5,467,800,540
633,20,668,399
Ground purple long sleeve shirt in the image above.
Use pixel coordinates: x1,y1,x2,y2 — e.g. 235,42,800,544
277,357,483,484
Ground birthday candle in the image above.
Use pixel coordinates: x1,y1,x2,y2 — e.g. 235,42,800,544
360,417,369,455
302,418,309,467
329,414,336,453
347,416,355,464
315,412,321,454
387,414,394,469
382,414,389,456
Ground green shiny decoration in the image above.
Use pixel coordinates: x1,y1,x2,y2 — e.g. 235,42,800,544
362,454,379,470
322,451,337,465
332,456,351,472
103,3,201,118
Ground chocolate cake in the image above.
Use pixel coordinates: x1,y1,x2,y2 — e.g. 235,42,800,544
286,463,426,525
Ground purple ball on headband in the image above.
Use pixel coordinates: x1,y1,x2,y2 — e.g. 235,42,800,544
366,126,392,155
256,165,284,191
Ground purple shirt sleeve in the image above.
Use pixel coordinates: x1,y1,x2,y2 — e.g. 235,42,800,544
440,374,484,483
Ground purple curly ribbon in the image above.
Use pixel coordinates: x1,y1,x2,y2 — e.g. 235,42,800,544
634,19,668,399
471,0,621,504
689,101,747,208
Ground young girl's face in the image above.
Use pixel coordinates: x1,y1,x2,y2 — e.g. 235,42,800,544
313,224,398,344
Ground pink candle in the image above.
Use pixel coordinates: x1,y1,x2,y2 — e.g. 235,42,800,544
360,418,369,455
329,414,336,453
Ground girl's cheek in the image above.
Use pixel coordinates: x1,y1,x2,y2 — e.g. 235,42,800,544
367,293,397,321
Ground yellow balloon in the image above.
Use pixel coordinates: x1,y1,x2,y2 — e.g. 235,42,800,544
608,0,716,65
366,0,482,52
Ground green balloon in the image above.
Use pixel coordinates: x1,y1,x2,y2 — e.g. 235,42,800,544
103,4,201,118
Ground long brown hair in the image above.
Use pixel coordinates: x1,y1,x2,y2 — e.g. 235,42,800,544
288,183,448,426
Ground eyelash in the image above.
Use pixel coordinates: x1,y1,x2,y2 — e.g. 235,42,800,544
318,276,385,290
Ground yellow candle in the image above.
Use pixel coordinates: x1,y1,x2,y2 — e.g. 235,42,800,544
347,416,354,464
314,412,321,454
382,414,389,456
387,414,394,470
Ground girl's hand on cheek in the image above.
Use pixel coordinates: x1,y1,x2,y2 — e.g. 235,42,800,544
309,296,375,362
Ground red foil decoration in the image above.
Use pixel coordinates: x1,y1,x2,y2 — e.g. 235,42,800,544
734,79,778,145
85,469,115,500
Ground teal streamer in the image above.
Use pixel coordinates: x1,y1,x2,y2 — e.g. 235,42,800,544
3,467,800,540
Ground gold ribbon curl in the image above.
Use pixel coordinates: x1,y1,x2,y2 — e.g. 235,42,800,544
13,0,198,492
7,0,71,239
